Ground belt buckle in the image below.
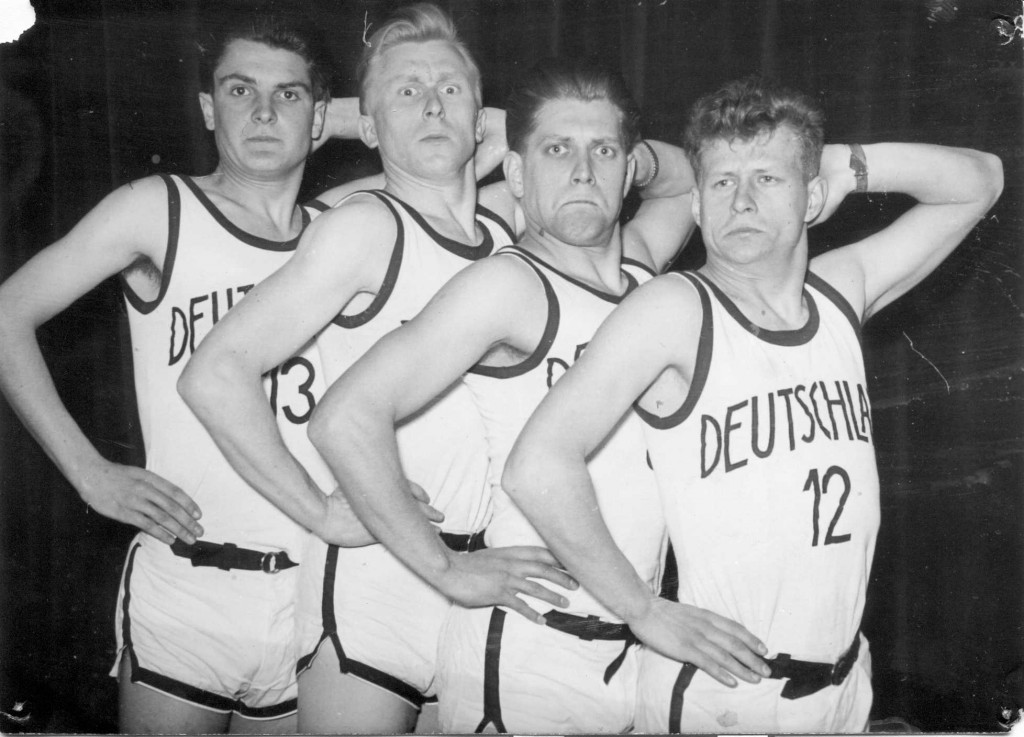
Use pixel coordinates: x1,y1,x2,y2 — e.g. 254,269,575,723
831,647,853,685
261,552,280,574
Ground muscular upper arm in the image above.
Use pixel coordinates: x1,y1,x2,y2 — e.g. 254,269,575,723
622,140,698,273
811,145,1003,321
513,275,699,464
324,255,546,425
0,176,168,329
191,195,398,375
622,194,696,273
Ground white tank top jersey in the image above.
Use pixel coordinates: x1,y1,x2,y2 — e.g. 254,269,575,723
316,190,516,535
463,247,666,621
637,270,881,662
122,174,333,557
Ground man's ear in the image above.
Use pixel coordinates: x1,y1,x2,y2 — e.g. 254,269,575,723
503,151,525,199
475,107,486,144
358,114,379,149
624,153,637,198
311,100,327,141
691,186,702,223
804,175,827,223
199,92,215,131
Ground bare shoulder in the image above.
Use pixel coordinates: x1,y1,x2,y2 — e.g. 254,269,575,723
68,175,171,265
477,181,518,231
439,248,544,306
299,190,398,255
313,172,387,208
627,272,704,325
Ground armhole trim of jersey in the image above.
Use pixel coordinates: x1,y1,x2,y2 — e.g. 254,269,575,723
467,249,559,379
331,190,404,329
805,270,862,344
121,173,179,315
622,256,656,280
305,198,330,213
475,202,516,244
635,272,713,429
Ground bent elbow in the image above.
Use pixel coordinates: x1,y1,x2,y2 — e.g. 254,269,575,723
502,444,542,505
308,397,349,457
981,152,1004,207
177,350,233,417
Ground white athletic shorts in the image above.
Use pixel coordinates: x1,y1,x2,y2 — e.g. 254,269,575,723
111,534,300,719
294,536,451,708
636,632,873,733
435,605,640,733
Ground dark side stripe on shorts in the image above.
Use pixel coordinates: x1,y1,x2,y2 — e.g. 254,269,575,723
474,608,509,733
667,662,699,733
120,542,296,719
301,544,428,709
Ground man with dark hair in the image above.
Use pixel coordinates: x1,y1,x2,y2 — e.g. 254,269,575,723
0,6,391,732
179,5,575,732
504,76,1003,733
305,56,747,733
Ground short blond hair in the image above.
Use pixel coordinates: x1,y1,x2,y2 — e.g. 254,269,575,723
356,3,480,113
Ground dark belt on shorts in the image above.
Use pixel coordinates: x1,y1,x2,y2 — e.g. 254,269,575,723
440,529,487,553
764,634,861,700
542,610,638,684
170,538,297,574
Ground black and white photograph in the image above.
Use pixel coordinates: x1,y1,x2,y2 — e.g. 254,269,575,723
0,0,1021,733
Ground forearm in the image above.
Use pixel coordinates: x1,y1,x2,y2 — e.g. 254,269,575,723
308,395,454,573
0,325,108,491
504,450,655,624
321,97,361,140
636,140,695,200
475,107,508,181
178,359,327,532
858,143,1003,207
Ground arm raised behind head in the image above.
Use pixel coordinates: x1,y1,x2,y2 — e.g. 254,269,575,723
622,140,698,273
812,143,1003,320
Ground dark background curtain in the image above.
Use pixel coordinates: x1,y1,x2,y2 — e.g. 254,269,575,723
1,0,1020,732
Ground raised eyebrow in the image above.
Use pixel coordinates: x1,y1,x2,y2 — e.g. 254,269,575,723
217,72,257,87
276,80,312,93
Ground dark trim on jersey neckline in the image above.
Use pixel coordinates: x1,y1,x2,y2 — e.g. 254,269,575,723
378,189,495,261
635,272,713,429
693,271,819,346
468,250,560,379
178,175,309,252
506,246,639,304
